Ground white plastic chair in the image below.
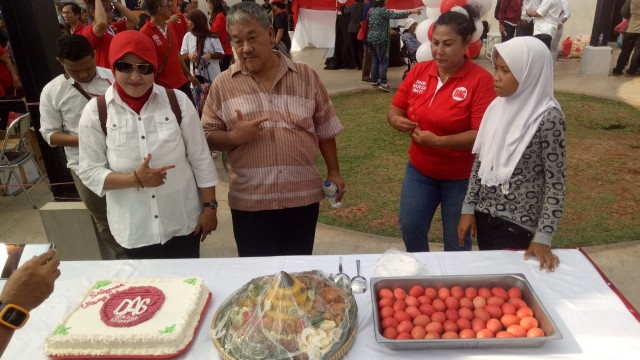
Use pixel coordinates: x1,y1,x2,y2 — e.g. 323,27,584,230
0,113,46,208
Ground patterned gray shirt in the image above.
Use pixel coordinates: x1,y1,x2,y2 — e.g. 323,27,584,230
462,108,566,246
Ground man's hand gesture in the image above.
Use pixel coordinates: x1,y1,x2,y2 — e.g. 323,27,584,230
230,109,269,146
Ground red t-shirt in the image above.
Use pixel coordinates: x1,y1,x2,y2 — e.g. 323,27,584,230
170,13,189,49
71,23,87,35
392,58,496,180
210,12,232,55
139,20,188,89
82,19,128,68
0,46,12,96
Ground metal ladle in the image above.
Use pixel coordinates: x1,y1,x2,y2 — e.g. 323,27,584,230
350,259,367,294
333,256,350,285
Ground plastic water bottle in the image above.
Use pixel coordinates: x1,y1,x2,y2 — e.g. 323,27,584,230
598,33,604,46
617,34,623,48
323,180,342,209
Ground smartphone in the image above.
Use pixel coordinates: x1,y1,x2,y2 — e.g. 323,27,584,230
0,243,55,279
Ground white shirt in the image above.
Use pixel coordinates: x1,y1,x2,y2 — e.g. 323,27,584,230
180,32,224,83
78,84,219,249
560,0,571,22
521,0,541,22
39,67,113,172
533,0,563,38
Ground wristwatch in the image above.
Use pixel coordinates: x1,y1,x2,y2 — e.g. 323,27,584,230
0,301,29,330
203,200,218,209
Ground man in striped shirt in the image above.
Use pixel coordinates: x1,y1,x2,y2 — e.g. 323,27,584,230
202,2,345,257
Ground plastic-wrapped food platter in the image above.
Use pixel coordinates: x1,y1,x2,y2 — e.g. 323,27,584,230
211,271,358,360
370,274,563,350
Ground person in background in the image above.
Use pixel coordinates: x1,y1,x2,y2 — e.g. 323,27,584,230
39,34,126,260
361,0,375,81
189,0,200,11
0,249,60,356
179,1,190,14
167,0,190,47
261,0,272,14
61,2,86,34
386,5,496,253
525,0,562,49
181,9,224,82
208,0,233,71
401,18,420,60
613,0,640,77
82,0,138,68
366,0,421,92
202,2,345,257
346,0,365,70
140,0,200,104
498,0,523,43
517,0,537,37
271,0,291,57
459,37,565,272
0,45,21,97
78,31,219,259
549,0,569,60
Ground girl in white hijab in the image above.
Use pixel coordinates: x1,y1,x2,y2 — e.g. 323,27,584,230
458,37,566,272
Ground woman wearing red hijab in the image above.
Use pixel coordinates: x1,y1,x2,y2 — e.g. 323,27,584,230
78,30,220,259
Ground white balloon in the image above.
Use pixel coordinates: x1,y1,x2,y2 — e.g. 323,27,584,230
472,19,483,42
422,0,442,7
416,19,436,44
467,0,492,17
426,6,441,19
416,42,433,62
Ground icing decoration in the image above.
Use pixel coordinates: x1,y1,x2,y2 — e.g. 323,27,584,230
100,286,165,327
159,324,176,334
54,325,70,336
184,278,197,285
94,280,112,289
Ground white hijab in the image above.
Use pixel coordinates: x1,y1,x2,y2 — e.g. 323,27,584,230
472,37,562,193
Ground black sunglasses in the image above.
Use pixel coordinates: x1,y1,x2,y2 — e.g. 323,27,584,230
114,61,155,75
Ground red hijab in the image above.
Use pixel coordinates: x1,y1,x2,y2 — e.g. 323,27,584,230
108,31,159,114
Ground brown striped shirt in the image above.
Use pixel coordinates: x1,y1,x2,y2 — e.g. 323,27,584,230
201,54,344,211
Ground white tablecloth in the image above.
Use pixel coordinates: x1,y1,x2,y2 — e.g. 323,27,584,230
2,249,640,359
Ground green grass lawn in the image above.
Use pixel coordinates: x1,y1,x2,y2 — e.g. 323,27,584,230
317,91,640,247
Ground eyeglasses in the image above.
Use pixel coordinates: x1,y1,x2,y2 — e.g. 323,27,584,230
114,61,155,75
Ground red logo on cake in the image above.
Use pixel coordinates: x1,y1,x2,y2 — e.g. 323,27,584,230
100,286,165,327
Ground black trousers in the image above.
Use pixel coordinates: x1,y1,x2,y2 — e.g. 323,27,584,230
231,203,320,257
613,32,640,75
349,32,364,70
501,23,517,43
534,34,553,49
123,232,201,259
475,211,533,251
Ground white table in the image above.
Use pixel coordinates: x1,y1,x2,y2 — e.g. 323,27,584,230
2,249,640,359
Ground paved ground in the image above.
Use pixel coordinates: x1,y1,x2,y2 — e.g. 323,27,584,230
1,46,638,311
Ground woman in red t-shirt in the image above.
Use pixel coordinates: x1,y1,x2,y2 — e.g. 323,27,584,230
208,0,233,71
386,5,496,253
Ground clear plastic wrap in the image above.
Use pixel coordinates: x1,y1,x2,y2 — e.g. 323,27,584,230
211,271,358,360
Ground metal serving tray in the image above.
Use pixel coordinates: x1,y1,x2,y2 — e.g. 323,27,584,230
370,274,563,350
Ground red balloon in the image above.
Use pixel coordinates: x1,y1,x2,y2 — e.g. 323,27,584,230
428,22,435,41
467,39,482,59
440,0,468,14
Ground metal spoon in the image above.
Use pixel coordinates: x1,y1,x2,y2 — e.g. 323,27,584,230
350,259,367,294
333,256,350,285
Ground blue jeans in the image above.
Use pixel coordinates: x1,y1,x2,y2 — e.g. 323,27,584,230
399,162,472,252
368,41,389,85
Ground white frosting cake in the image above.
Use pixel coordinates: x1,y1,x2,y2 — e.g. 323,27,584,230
44,277,210,358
